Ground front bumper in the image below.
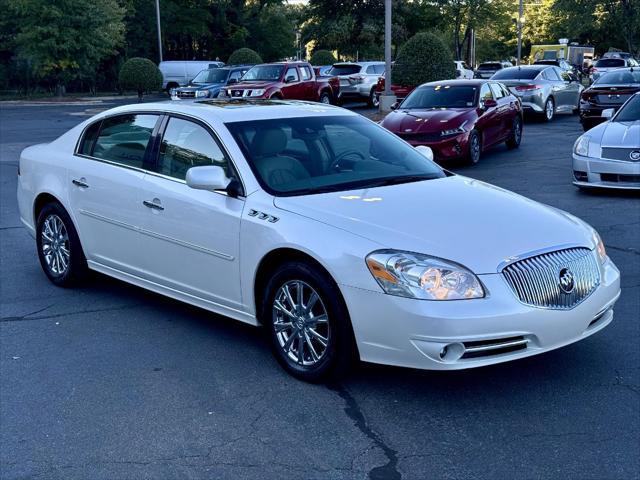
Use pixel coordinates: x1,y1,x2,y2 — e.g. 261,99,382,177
401,132,470,160
573,153,640,189
340,258,620,370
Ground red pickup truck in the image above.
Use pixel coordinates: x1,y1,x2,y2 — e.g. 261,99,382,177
222,61,339,104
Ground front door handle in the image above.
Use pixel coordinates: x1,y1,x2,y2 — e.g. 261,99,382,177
143,199,164,211
72,178,89,188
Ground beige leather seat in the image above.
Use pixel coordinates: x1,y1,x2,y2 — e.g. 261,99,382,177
251,128,310,188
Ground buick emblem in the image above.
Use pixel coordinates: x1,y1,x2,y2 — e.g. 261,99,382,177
558,268,575,294
630,150,640,161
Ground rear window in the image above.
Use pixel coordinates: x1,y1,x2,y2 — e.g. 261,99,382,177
595,59,626,68
328,64,362,76
492,68,540,80
478,63,502,70
595,70,640,85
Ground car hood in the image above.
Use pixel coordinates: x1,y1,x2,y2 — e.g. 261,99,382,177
274,175,595,274
229,81,275,89
592,120,640,147
178,84,223,92
381,109,472,133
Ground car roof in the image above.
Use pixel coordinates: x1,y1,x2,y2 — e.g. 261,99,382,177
419,79,492,87
333,61,384,66
504,65,548,71
94,100,357,124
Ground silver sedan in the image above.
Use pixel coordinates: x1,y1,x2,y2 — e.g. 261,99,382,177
492,65,583,121
573,92,640,190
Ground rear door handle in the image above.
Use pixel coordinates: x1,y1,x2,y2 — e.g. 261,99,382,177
72,178,89,188
143,199,164,211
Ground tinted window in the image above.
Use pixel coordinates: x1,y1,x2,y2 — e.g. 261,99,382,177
366,65,377,74
192,69,228,84
158,118,229,180
229,70,245,82
328,64,362,76
492,68,541,80
595,58,626,68
374,64,385,74
285,67,299,82
595,70,640,85
225,115,444,196
79,121,101,155
615,95,640,122
489,83,504,99
479,84,493,103
401,85,479,109
93,114,158,168
300,66,312,81
478,63,502,70
542,68,561,81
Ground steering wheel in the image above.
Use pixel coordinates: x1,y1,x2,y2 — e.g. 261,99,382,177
329,149,367,172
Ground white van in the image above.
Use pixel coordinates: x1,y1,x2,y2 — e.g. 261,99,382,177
159,61,224,90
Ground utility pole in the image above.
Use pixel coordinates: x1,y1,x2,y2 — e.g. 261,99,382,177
517,0,523,65
155,0,163,63
379,0,396,111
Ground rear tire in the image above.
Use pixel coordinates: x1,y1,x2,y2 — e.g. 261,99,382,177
36,202,88,287
465,130,482,165
542,97,555,122
506,116,522,149
319,91,331,105
368,88,379,108
262,260,356,382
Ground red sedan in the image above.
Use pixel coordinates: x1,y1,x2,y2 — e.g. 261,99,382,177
380,80,523,165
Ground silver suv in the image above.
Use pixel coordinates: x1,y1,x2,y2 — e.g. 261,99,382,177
329,62,385,107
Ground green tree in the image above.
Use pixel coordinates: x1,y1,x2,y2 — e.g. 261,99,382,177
310,49,337,65
118,57,162,101
393,32,455,86
227,47,263,65
6,0,124,94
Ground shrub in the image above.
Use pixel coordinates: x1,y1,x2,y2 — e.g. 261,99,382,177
393,32,456,87
310,49,337,66
118,58,162,101
228,48,263,66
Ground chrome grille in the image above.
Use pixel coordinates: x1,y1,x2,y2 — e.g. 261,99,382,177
601,147,640,162
502,247,600,309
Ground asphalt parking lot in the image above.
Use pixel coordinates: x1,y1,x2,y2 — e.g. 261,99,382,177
1,99,638,480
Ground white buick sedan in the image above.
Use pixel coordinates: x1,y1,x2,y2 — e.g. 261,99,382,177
17,100,620,381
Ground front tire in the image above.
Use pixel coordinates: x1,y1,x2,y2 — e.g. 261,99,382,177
465,130,482,165
36,202,88,287
506,115,522,149
262,261,355,382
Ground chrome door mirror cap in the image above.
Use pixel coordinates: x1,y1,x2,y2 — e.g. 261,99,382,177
186,165,231,192
601,108,615,119
415,145,435,162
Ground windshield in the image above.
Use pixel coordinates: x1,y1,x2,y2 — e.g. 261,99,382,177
242,65,284,81
615,95,640,122
594,70,640,85
401,85,478,109
595,59,626,68
492,68,541,80
191,69,228,84
225,115,445,196
478,63,501,70
328,65,362,76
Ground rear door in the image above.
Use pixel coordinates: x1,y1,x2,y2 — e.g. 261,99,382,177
136,115,244,309
67,113,161,275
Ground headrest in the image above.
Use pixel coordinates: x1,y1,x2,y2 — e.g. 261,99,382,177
251,128,287,157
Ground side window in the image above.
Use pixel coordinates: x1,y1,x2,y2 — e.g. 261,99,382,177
229,70,243,82
93,114,158,169
374,64,385,74
158,117,229,180
285,67,299,82
500,84,511,97
479,84,493,103
489,83,505,99
78,120,101,155
300,66,312,81
543,68,561,81
366,65,376,74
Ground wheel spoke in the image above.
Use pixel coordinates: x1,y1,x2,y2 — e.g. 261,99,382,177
304,331,319,362
308,327,328,347
283,332,297,352
297,334,305,364
274,300,296,319
274,321,294,333
311,314,328,325
283,284,296,310
296,281,304,308
306,292,319,313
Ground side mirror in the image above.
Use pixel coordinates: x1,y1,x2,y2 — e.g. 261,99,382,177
601,108,615,119
415,145,434,162
390,101,399,110
227,78,238,84
186,166,231,193
285,75,297,83
482,98,497,109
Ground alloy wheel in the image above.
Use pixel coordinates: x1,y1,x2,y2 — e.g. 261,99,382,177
272,280,331,366
41,214,70,276
470,132,481,163
514,117,522,144
545,99,554,121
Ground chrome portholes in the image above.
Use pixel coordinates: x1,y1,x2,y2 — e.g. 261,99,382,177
41,214,70,276
272,280,330,366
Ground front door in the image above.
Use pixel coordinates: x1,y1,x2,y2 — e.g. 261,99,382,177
67,113,160,276
137,115,244,310
476,83,501,147
281,66,303,99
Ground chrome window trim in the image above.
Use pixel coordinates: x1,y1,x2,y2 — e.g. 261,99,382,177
73,110,248,200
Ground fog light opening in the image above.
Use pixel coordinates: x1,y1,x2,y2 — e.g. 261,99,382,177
439,342,465,362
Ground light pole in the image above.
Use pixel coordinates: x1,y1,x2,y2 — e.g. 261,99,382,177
379,0,396,112
155,0,163,63
516,0,523,65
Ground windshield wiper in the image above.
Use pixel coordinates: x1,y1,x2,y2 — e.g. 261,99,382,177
362,174,441,187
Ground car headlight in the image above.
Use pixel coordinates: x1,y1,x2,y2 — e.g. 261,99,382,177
195,90,209,98
593,230,607,263
249,89,265,97
574,135,590,156
441,120,468,137
366,250,485,300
